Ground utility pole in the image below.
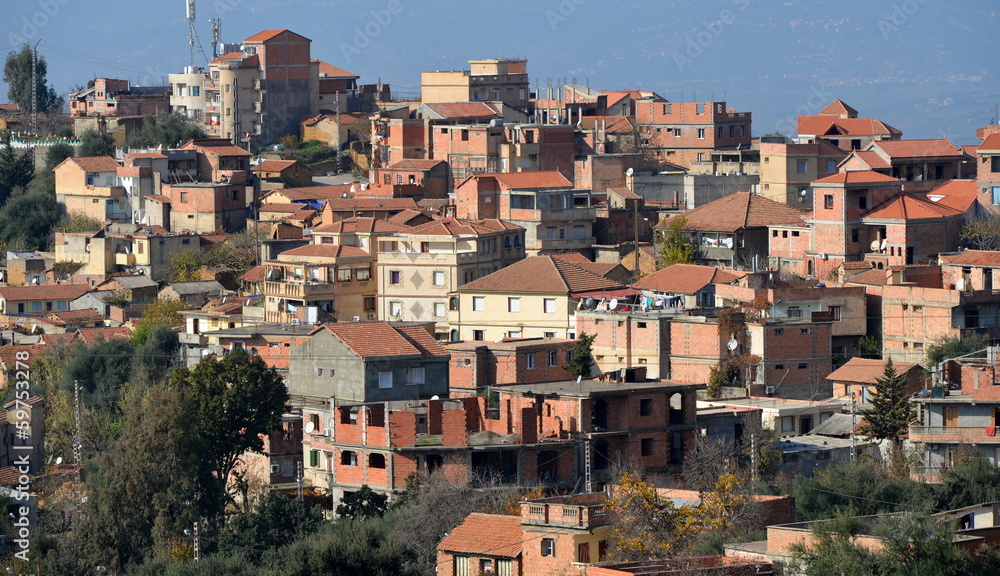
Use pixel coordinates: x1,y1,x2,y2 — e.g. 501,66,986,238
73,380,83,512
193,522,200,561
30,40,41,134
633,198,640,282
296,461,304,501
850,391,857,461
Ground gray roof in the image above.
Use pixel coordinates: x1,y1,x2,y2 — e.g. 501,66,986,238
73,290,117,302
499,379,702,398
809,413,857,437
161,281,226,295
107,275,157,289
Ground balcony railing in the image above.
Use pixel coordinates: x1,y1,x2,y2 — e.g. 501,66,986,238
909,425,1000,443
263,280,338,298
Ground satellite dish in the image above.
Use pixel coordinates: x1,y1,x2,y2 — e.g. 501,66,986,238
799,189,808,197
431,395,440,400
727,338,739,351
586,297,596,309
55,456,63,465
609,298,619,311
956,278,965,291
304,422,315,434
625,167,634,177
870,240,880,251
880,239,888,251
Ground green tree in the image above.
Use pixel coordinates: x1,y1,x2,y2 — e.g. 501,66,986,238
934,451,1000,511
0,183,58,250
126,114,206,149
926,333,987,367
281,511,417,576
859,360,915,448
45,142,75,171
172,348,289,518
219,492,323,561
960,215,1000,251
77,129,115,157
168,249,205,281
336,484,389,519
54,213,104,233
132,298,190,346
0,134,35,203
791,459,932,521
656,216,696,267
3,45,62,114
860,334,883,359
562,332,596,379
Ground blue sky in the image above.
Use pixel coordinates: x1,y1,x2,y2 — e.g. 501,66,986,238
4,0,997,142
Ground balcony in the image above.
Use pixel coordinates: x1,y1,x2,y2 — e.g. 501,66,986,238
908,425,1000,444
959,289,1000,304
115,253,136,266
263,280,337,299
515,142,539,156
178,332,208,346
520,495,607,529
535,237,594,251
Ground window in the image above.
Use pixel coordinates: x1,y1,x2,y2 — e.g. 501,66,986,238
369,453,386,468
434,302,446,317
796,159,808,173
641,437,654,456
340,450,357,466
544,332,556,338
787,307,802,318
851,228,860,243
480,559,493,573
548,350,558,366
781,416,794,433
455,556,470,576
826,159,837,173
674,128,681,138
231,189,239,200
180,191,188,203
473,296,485,311
541,538,556,557
338,267,352,282
473,329,485,341
389,270,402,285
526,354,535,369
824,194,834,209
432,271,445,286
577,542,591,564
859,196,868,209
364,296,376,311
317,368,324,377
829,306,842,320
409,367,425,385
356,267,371,281
508,297,520,313
378,370,393,389
697,128,705,139
544,298,556,314
776,364,785,370
801,328,810,334
640,398,653,416
309,450,319,467
913,305,923,312
773,328,783,336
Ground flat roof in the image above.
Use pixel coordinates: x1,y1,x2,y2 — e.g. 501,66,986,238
500,379,703,397
199,323,316,338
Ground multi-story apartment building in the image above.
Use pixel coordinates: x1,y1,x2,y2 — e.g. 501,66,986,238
53,156,130,222
68,78,169,118
977,130,1000,202
376,218,524,338
420,58,530,109
443,338,577,394
795,99,902,151
839,138,971,194
301,378,702,502
634,99,753,168
758,138,846,206
454,172,597,256
56,227,203,282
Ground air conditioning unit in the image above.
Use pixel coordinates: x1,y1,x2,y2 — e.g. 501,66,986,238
366,313,376,320
818,253,828,260
270,464,280,474
765,386,776,395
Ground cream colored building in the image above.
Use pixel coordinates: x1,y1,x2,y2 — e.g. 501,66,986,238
261,244,376,324
449,255,624,342
53,156,127,221
759,139,847,206
376,218,524,339
421,58,530,108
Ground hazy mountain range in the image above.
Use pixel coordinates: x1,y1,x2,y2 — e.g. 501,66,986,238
5,0,997,143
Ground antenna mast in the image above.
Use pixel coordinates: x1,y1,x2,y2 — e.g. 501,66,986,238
186,0,197,67
209,17,222,59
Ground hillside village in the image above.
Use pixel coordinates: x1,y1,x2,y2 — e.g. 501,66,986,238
2,25,1000,576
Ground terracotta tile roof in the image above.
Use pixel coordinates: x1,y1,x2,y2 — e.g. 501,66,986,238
387,209,432,226
116,165,151,177
404,218,521,236
0,104,21,113
459,256,625,294
844,268,889,286
872,138,962,159
0,466,32,487
979,133,1000,153
58,156,121,173
635,264,743,294
943,250,1000,268
324,197,420,212
0,284,90,302
311,59,359,79
241,265,267,283
48,309,104,322
419,102,501,120
962,144,979,157
261,203,305,214
181,139,252,157
3,396,43,410
927,179,978,213
862,193,961,221
396,325,448,357
125,152,167,159
437,513,523,558
323,322,446,358
819,99,858,116
76,327,132,343
263,185,354,202
580,116,635,133
550,253,591,263
607,186,642,200
814,171,901,185
146,194,170,203
40,332,78,345
0,345,48,371
252,160,299,172
797,116,901,138
388,159,445,171
244,29,310,43
488,171,573,190
277,244,371,258
827,358,920,384
311,217,409,234
669,192,805,232
841,261,875,271
848,150,891,170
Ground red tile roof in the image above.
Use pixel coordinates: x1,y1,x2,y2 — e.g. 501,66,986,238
311,217,408,234
322,322,447,358
420,102,501,120
324,197,420,212
261,203,306,214
0,466,32,487
459,256,624,294
76,326,132,343
48,309,105,322
0,104,21,113
862,193,961,221
387,209,432,226
395,325,448,357
797,116,902,138
125,152,167,159
943,250,1000,268
244,29,310,43
146,195,171,203
116,165,151,177
818,99,858,116
580,116,635,133
252,160,300,172
813,171,901,185
403,218,521,236
277,244,371,258
843,267,889,286
635,264,744,294
979,133,1000,153
848,150,891,170
181,139,252,157
241,265,267,283
388,159,446,171
668,192,805,232
927,179,978,213
437,513,523,558
57,156,121,173
0,285,90,301
311,59,359,79
486,171,572,190
0,345,48,371
827,358,920,384
264,185,356,201
872,138,962,159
